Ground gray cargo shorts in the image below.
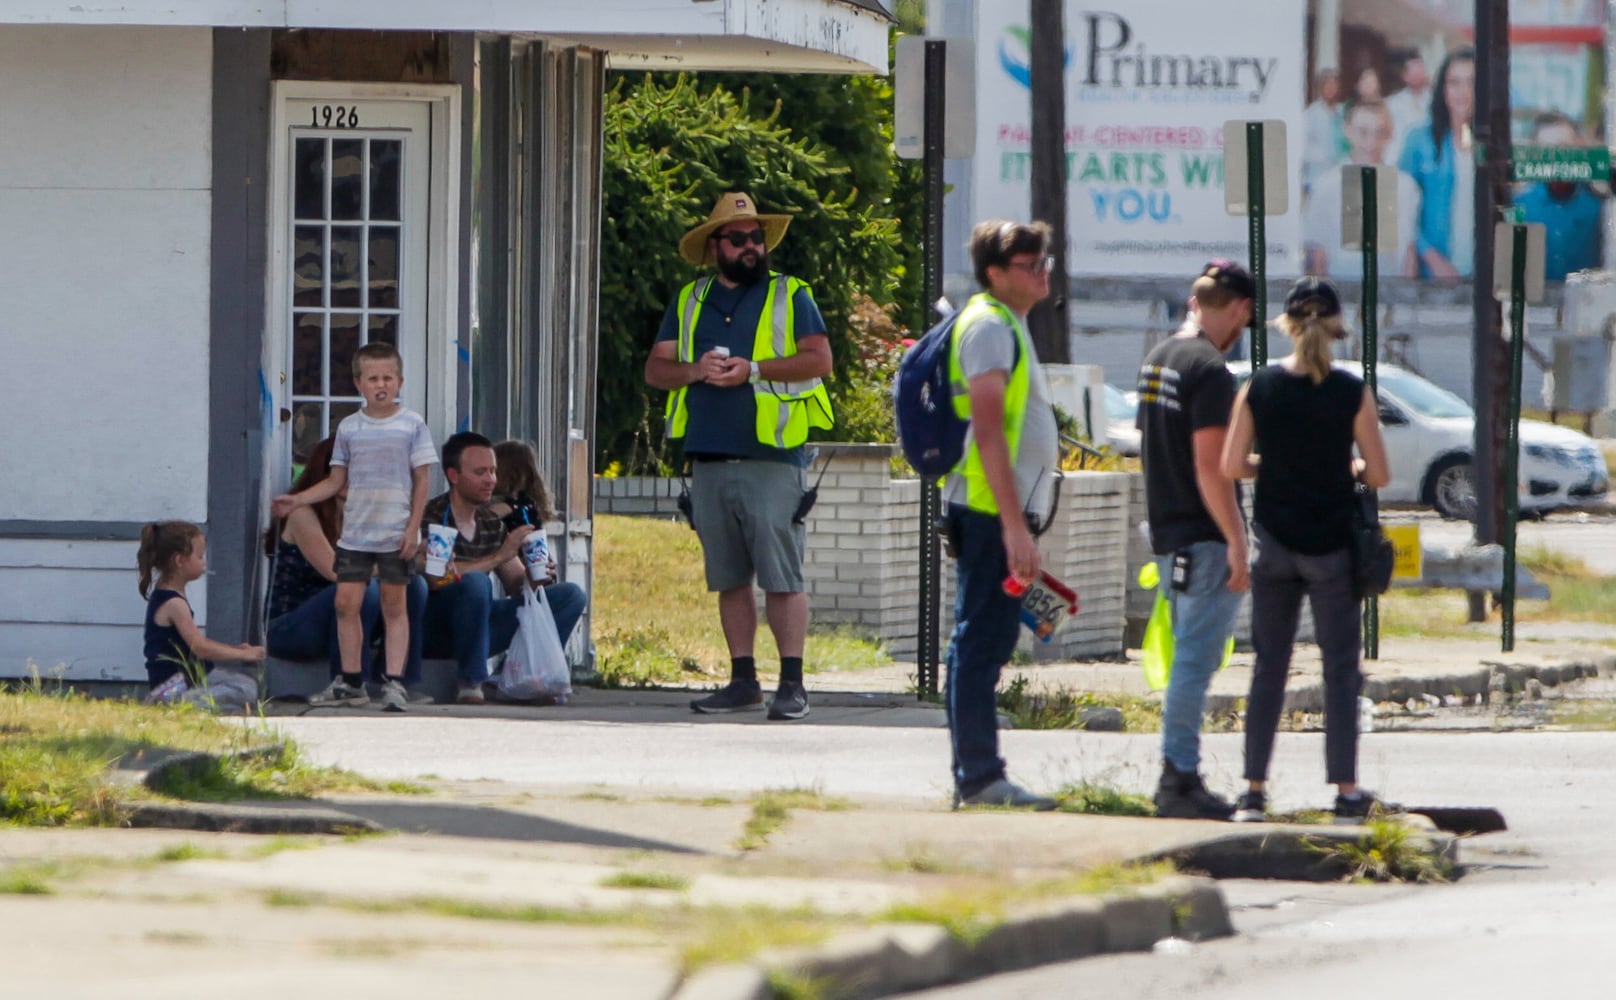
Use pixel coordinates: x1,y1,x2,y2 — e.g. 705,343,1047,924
688,458,806,593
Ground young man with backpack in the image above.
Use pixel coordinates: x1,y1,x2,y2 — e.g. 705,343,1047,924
936,220,1062,810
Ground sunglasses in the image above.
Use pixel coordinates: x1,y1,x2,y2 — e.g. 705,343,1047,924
715,229,767,248
1008,255,1054,275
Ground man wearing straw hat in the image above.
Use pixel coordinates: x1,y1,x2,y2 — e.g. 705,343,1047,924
645,191,834,720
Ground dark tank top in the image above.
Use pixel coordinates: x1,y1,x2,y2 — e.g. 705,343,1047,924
143,590,212,688
1246,365,1363,555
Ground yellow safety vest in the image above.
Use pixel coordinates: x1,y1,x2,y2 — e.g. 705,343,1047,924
948,293,1032,515
663,273,835,450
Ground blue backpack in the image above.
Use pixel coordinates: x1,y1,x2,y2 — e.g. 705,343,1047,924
893,311,967,478
894,302,1025,478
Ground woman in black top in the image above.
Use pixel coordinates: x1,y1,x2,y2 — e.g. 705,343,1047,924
1221,277,1391,825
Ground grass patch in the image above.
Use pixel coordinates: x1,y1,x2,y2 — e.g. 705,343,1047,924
679,906,841,971
880,846,979,876
1549,700,1616,731
734,789,854,852
0,863,61,895
1052,781,1155,817
0,686,406,827
996,676,1162,732
600,871,691,891
151,843,226,864
1378,546,1616,637
145,930,209,946
592,515,891,686
1307,819,1452,883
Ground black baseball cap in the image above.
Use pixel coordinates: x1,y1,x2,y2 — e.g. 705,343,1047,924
1198,259,1256,299
1283,276,1343,319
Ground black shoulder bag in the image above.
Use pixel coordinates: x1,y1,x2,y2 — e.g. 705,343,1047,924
1351,482,1395,601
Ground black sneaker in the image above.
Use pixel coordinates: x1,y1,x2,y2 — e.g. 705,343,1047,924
689,680,763,714
1232,790,1267,823
1333,790,1401,826
1154,761,1235,820
766,681,810,721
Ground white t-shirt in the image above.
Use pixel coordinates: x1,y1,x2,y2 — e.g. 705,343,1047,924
1302,166,1420,279
331,408,438,552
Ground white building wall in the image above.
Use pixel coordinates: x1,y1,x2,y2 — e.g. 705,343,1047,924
0,25,213,521
0,25,212,680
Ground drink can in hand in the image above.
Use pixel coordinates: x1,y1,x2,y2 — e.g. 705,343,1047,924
521,530,551,583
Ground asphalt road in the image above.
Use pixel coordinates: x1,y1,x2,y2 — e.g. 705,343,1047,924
271,715,1616,996
912,729,1616,999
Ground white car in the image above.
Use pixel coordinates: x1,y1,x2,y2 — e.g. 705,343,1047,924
1229,361,1609,519
1104,383,1141,456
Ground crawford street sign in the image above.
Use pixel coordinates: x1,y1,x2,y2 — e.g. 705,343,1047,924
1512,145,1612,183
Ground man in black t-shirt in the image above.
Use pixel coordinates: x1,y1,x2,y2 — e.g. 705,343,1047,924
1136,260,1253,820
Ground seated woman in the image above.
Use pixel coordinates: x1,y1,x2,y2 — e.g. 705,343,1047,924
264,435,426,700
489,438,587,649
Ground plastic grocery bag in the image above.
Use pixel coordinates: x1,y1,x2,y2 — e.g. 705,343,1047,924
1137,562,1234,692
499,586,572,702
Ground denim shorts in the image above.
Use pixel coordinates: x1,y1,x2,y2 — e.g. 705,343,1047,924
333,546,414,585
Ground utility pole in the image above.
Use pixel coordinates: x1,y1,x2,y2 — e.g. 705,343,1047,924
1469,1,1511,621
1027,0,1070,363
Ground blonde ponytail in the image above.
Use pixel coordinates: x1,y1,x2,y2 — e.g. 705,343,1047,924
1278,312,1346,384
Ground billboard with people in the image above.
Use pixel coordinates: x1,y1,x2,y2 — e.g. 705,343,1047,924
955,0,1607,284
967,1,1307,278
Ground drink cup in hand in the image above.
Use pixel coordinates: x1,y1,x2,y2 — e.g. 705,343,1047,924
424,524,457,577
522,531,552,583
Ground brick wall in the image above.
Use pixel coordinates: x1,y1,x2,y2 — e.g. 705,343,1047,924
596,444,1132,660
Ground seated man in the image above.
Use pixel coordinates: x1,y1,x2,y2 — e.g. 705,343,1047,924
420,431,588,703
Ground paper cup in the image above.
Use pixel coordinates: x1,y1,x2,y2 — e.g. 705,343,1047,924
424,523,456,577
521,531,551,582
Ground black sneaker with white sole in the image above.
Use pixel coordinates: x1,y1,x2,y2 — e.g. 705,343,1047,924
1333,790,1401,825
1232,790,1267,823
766,681,809,721
689,680,763,714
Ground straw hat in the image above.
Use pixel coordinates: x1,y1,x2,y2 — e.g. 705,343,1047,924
679,192,793,266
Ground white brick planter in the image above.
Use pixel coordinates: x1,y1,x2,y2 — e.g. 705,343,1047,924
596,445,1132,660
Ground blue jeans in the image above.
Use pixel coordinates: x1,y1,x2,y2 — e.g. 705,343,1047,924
943,506,1022,797
422,572,588,683
1157,540,1243,774
266,579,427,683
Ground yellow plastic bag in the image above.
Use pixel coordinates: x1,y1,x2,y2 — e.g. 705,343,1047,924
1137,562,1234,692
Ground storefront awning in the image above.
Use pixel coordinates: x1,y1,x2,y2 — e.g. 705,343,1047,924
0,0,892,73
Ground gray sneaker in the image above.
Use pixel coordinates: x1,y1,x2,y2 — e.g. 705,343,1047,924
378,678,409,713
690,680,763,714
954,778,1058,811
307,677,369,708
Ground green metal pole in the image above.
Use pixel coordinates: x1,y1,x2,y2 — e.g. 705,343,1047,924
1246,122,1266,368
1359,166,1380,660
1501,224,1526,652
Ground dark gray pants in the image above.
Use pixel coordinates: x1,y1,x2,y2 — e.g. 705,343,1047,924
1244,524,1364,785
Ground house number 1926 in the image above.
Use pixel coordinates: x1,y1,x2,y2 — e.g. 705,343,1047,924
310,105,359,128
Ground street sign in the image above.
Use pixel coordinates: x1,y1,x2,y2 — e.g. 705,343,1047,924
894,37,974,160
1222,120,1290,215
1492,221,1546,305
1511,145,1611,183
1341,164,1399,250
1386,524,1422,581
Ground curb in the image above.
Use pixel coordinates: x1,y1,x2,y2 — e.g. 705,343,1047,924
1145,826,1459,882
114,745,384,836
666,875,1230,1000
1204,655,1616,716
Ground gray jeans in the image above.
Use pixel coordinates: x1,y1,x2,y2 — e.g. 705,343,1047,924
1244,523,1364,785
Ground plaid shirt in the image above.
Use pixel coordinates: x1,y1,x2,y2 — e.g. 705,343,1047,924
421,492,507,561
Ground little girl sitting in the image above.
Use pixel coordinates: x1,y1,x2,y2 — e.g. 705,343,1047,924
138,521,266,697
